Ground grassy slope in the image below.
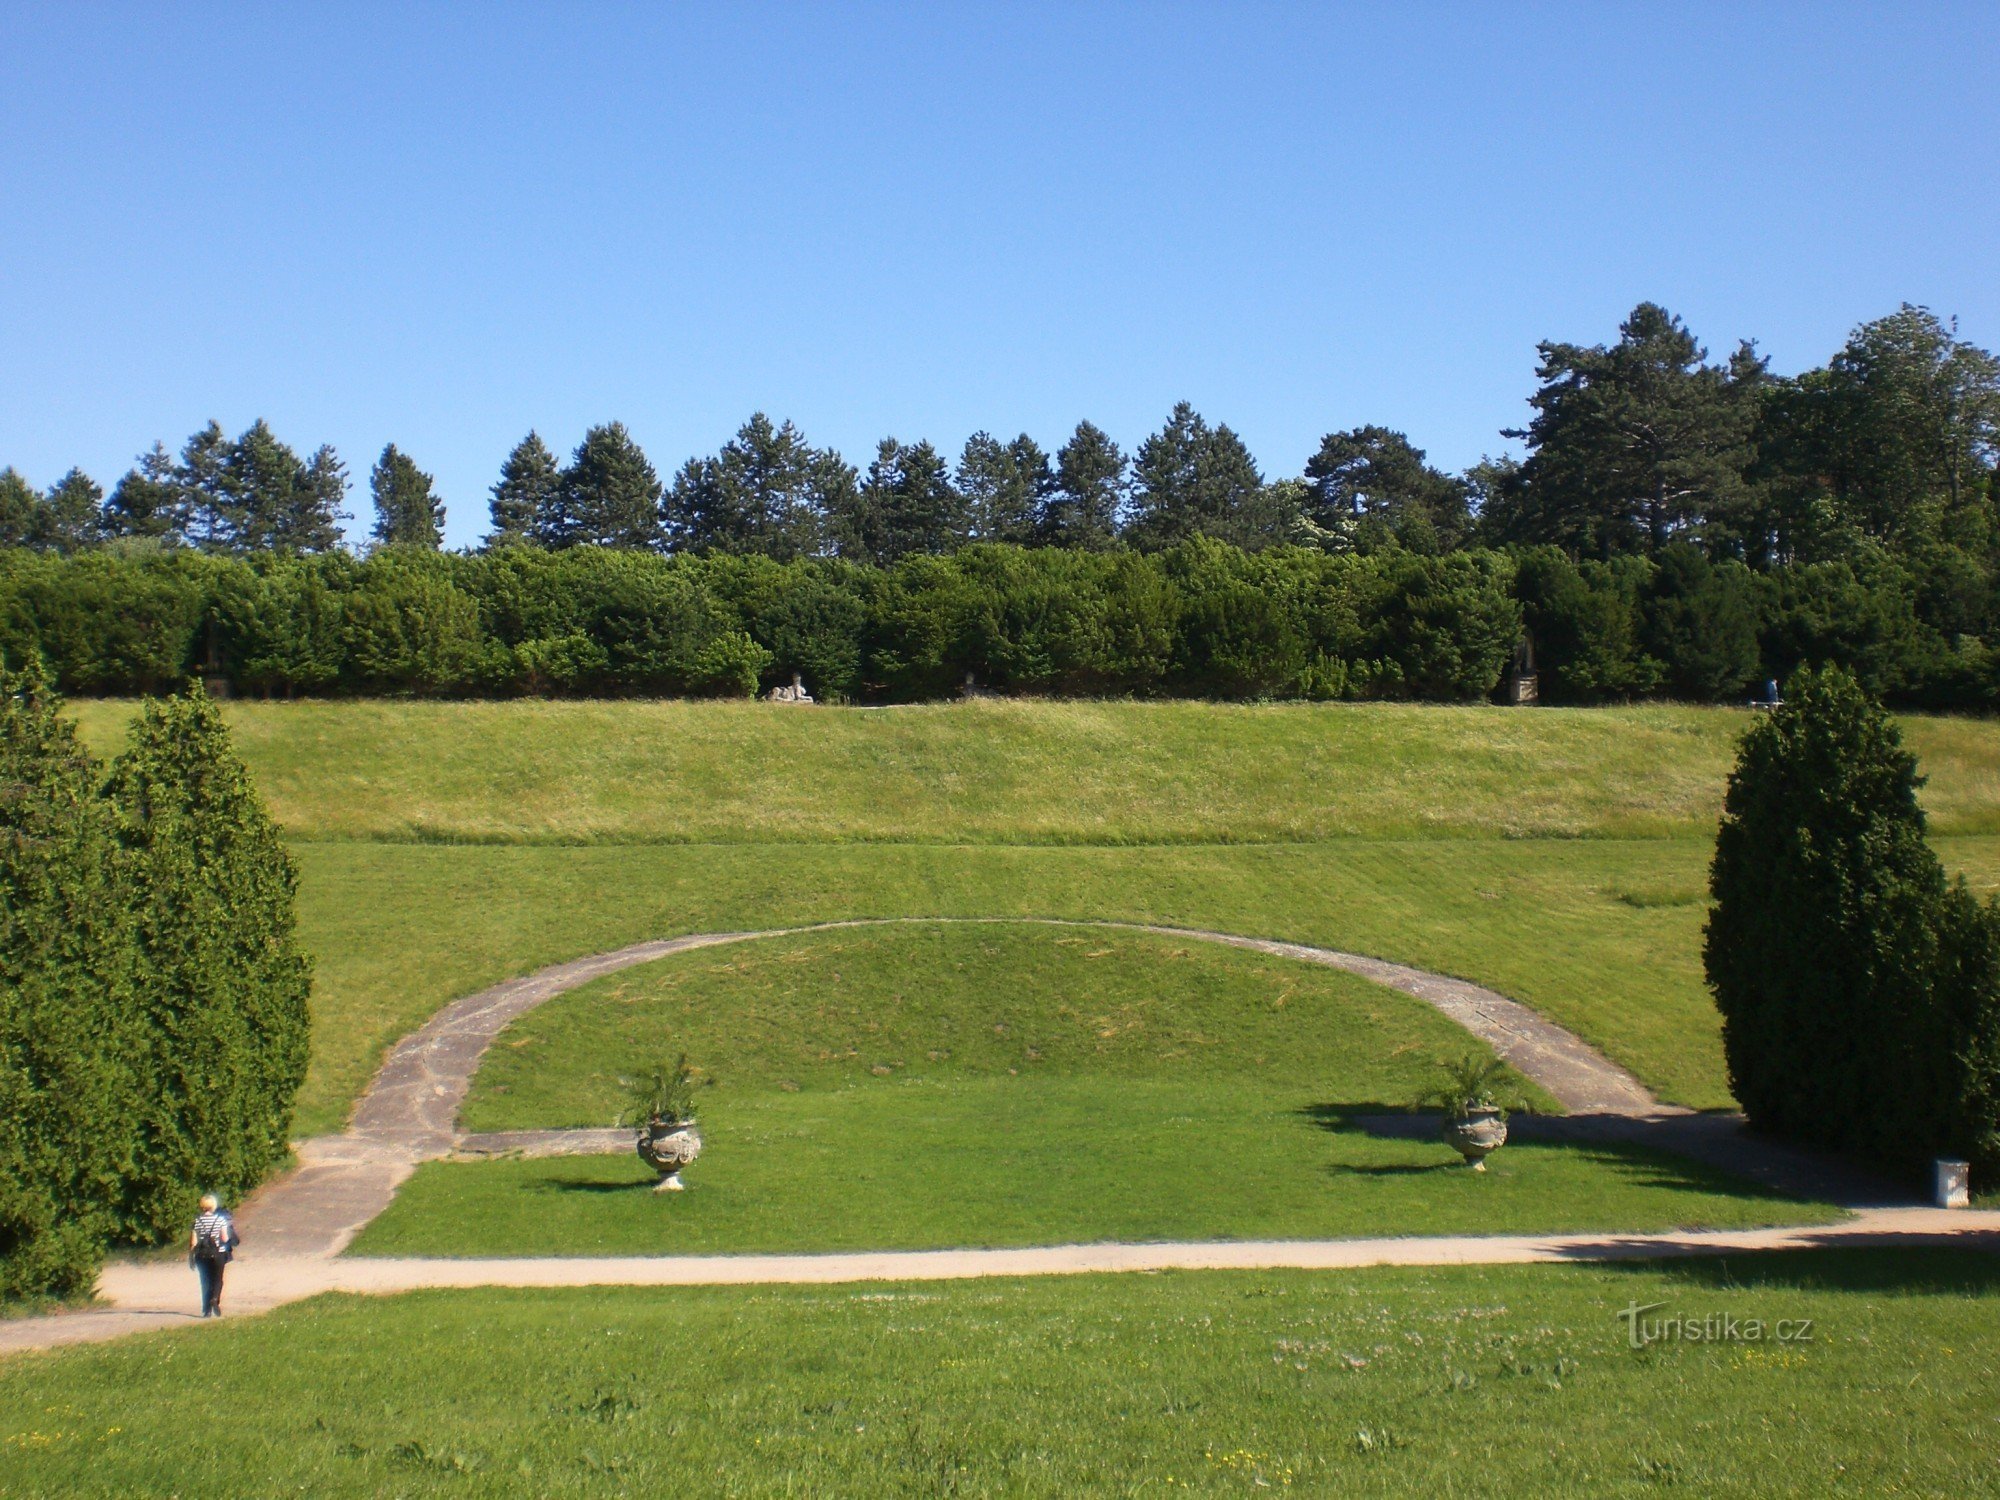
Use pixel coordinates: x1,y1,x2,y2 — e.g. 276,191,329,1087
3,1251,1996,1495
461,923,1564,1128
69,697,2000,842
292,838,1735,1132
68,698,2000,1132
355,926,1828,1255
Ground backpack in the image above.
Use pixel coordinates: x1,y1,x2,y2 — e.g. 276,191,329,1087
195,1215,233,1262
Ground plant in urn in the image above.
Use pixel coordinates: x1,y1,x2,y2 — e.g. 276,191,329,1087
622,1054,707,1191
1417,1055,1512,1170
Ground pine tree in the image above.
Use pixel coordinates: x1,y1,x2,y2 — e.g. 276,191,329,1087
290,446,352,553
663,414,852,559
0,469,39,549
555,422,663,550
488,431,562,548
369,444,445,548
104,443,191,544
0,669,137,1298
1493,304,1763,558
1041,421,1127,549
200,421,351,553
830,438,966,564
33,470,104,554
1127,402,1278,550
108,686,312,1238
177,421,236,550
1302,427,1472,552
955,432,1049,546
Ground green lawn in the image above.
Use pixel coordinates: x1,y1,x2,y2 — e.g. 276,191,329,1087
5,1251,1996,1495
66,699,2000,1135
461,923,1555,1129
292,838,1733,1133
69,696,2000,844
356,1091,1835,1256
352,925,1830,1255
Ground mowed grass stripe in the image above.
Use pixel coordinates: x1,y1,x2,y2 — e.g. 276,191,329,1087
3,1253,1994,1495
69,698,2000,844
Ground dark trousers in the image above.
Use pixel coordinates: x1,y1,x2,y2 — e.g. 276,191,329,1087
196,1255,225,1317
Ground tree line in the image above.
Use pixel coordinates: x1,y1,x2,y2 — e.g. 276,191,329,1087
0,677,310,1300
8,302,1994,568
1,301,1994,706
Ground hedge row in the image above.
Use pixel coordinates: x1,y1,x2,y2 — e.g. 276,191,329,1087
0,678,309,1300
4,538,1998,707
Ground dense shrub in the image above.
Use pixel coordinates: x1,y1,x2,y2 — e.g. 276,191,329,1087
1358,551,1520,700
1705,667,2000,1178
1642,546,1761,701
6,538,2000,708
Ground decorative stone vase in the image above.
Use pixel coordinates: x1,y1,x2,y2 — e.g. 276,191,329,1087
1442,1106,1508,1170
636,1117,703,1191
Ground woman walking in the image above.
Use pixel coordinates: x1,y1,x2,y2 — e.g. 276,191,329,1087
188,1194,239,1318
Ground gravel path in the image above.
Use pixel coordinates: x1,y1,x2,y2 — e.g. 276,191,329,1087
5,917,1988,1358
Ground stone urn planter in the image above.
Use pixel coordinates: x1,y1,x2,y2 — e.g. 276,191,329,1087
636,1117,703,1191
1442,1106,1508,1171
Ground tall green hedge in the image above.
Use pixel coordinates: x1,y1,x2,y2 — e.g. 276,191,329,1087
4,537,1995,707
0,679,309,1299
0,670,138,1299
109,689,313,1241
1705,667,2000,1178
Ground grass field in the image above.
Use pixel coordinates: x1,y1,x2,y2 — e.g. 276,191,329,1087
5,1250,1996,1495
66,698,2000,1134
67,697,2000,843
351,925,1830,1255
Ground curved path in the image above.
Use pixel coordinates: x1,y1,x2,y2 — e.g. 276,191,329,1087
7,918,1994,1358
257,917,1668,1261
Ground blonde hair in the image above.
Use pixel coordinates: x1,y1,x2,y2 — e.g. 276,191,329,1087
199,1193,220,1211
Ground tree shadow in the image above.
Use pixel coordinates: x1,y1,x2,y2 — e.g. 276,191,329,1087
1295,1102,1415,1135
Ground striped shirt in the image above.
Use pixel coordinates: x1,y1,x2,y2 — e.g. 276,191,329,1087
193,1210,232,1253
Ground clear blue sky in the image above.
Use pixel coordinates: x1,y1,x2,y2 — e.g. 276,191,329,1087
3,3,1995,548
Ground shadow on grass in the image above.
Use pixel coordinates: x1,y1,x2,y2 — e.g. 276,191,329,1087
1328,1162,1462,1179
544,1176,655,1195
1299,1101,1836,1206
1295,1102,1410,1133
1590,1244,2000,1294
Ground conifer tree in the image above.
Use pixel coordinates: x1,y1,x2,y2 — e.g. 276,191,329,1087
1041,421,1127,549
109,686,312,1238
663,413,852,559
33,470,104,554
830,438,965,564
1126,402,1279,550
1707,667,2000,1173
0,669,137,1298
104,443,191,544
555,423,663,549
1302,427,1472,552
1491,304,1763,558
178,421,351,553
488,431,562,548
369,443,445,548
0,469,39,549
955,432,1049,546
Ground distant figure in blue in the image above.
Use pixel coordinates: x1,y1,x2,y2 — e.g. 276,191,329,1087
188,1194,240,1318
